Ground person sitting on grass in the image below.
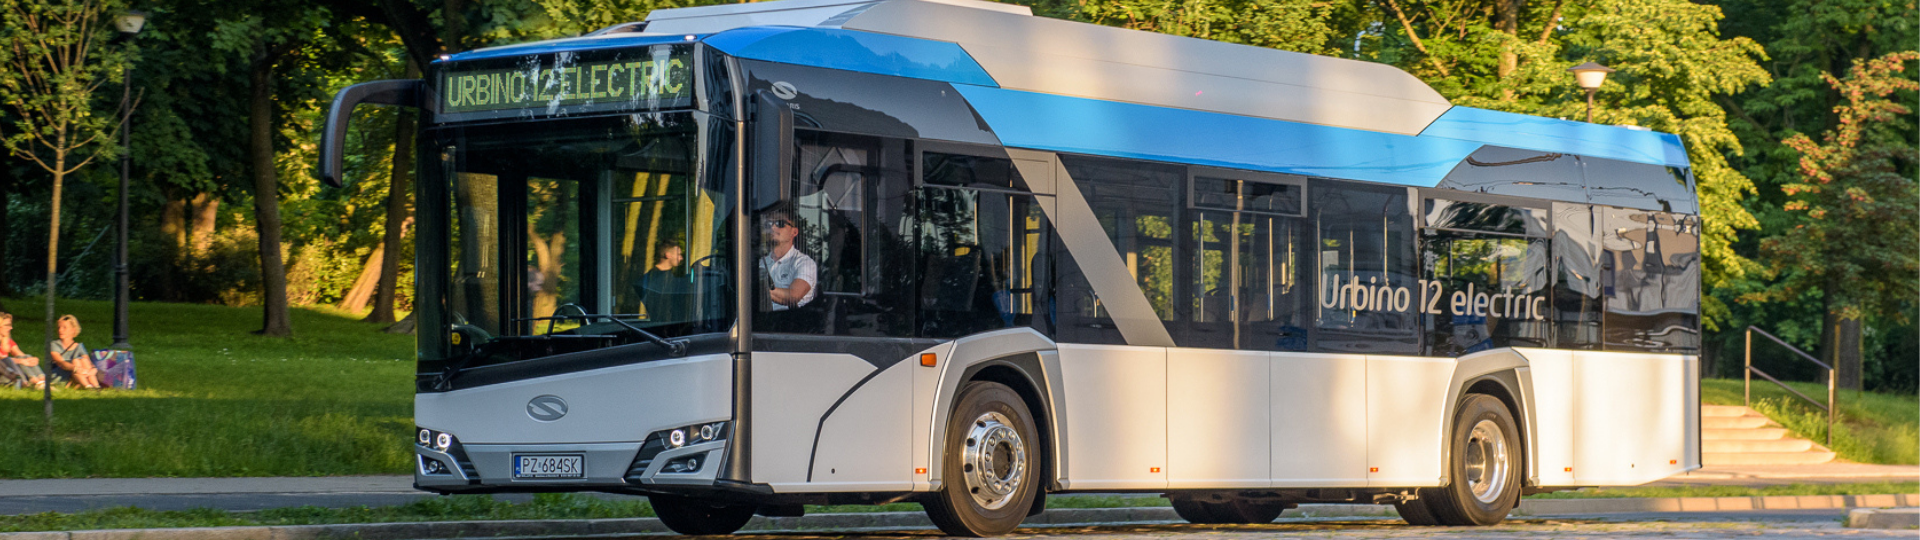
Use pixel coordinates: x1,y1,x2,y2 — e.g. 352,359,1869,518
48,315,100,389
0,313,45,389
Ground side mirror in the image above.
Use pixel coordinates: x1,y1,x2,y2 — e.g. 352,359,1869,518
750,90,793,207
319,79,425,188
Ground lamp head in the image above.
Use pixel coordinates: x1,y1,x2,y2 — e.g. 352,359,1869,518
115,10,147,35
1568,62,1614,91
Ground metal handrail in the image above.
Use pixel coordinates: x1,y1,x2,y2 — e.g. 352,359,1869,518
1745,326,1836,447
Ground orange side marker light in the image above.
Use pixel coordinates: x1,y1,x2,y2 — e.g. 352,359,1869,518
920,353,937,367
1150,467,1161,473
1564,467,1574,472
915,468,927,474
1369,467,1379,473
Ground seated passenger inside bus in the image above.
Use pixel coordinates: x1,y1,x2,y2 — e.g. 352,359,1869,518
634,240,690,322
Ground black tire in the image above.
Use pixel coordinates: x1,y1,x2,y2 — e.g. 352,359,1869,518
923,381,1042,536
650,494,756,535
1424,394,1522,526
1392,492,1442,525
1172,497,1289,524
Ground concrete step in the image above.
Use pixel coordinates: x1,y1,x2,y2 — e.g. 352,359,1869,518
1703,450,1837,466
1701,405,1751,417
1702,415,1772,429
1704,438,1815,453
1702,427,1791,440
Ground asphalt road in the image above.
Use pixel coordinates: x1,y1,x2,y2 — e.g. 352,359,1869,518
516,513,1895,540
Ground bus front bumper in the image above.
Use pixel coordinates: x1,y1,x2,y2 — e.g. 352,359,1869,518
415,437,731,492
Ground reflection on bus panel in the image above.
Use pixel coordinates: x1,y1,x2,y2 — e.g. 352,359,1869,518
321,0,1702,535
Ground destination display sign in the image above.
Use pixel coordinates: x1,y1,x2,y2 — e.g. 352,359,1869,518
440,45,692,115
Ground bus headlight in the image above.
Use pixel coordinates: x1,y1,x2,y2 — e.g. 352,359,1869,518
416,427,458,453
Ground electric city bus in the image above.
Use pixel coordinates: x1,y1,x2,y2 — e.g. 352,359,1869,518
319,0,1702,534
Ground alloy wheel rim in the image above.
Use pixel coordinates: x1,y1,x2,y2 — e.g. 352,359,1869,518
961,411,1026,510
1463,419,1510,504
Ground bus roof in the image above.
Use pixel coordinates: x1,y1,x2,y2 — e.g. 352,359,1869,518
442,0,1689,172
644,0,1452,137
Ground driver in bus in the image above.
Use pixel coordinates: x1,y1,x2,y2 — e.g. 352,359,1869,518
760,209,817,310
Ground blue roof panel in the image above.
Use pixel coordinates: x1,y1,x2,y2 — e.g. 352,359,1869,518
1420,107,1690,168
956,86,1482,187
704,27,997,87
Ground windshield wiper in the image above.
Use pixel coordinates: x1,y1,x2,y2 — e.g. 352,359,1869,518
547,304,690,357
431,305,689,390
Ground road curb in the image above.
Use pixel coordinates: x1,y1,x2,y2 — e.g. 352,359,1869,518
1846,507,1918,529
0,494,1911,539
1515,493,1920,515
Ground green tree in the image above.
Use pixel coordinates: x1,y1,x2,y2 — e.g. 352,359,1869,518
1709,0,1916,388
1357,0,1769,328
1759,52,1918,390
1067,0,1337,53
0,0,128,418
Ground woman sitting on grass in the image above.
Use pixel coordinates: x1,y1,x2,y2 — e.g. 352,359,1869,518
48,315,100,389
0,313,46,389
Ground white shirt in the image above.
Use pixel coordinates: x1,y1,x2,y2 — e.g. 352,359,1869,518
760,246,818,310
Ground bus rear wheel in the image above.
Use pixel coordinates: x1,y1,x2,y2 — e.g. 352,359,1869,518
650,494,756,535
1171,497,1290,524
1419,393,1522,526
923,381,1041,537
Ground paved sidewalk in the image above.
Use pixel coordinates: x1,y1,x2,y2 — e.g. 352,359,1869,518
1648,463,1919,486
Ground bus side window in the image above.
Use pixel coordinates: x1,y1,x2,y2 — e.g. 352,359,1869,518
916,152,1048,339
1056,155,1183,346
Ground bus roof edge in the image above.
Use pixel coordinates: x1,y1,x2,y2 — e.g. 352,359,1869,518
646,0,1452,136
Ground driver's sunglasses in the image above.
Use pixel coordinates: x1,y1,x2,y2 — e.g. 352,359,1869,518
763,219,792,229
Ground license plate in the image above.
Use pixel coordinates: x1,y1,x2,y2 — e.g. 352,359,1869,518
513,454,584,479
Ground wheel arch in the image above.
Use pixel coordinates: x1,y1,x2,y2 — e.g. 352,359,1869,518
960,357,1059,509
1441,349,1539,490
929,329,1063,496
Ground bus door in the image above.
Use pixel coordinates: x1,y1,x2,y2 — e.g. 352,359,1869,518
1187,171,1311,350
915,146,1051,339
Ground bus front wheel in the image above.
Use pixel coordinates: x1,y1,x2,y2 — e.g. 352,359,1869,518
923,381,1042,537
1419,393,1522,526
650,494,756,535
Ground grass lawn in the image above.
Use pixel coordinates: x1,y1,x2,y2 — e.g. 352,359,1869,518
0,297,414,478
1700,378,1918,465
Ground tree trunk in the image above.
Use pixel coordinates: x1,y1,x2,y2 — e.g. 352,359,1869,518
162,195,187,252
386,310,417,334
1496,0,1522,100
250,49,292,337
189,192,218,256
339,244,383,313
0,166,12,298
367,62,420,324
1832,312,1863,391
43,146,64,421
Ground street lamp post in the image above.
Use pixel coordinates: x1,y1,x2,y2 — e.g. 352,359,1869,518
1568,62,1614,123
112,10,145,351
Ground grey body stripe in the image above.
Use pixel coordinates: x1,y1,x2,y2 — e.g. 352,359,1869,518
1011,154,1176,347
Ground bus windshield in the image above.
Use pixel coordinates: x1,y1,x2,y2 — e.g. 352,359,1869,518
431,112,734,364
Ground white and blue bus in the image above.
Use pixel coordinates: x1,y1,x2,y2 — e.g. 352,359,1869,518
321,0,1702,534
